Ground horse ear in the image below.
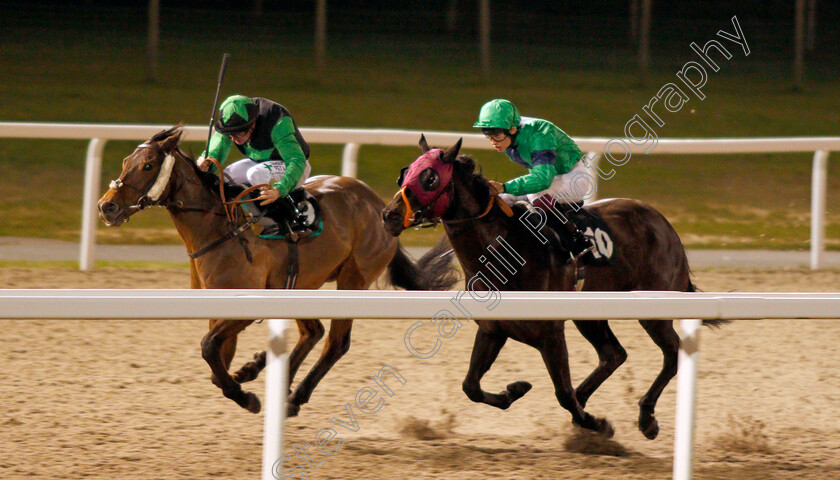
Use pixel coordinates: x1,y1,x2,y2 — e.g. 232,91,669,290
418,134,430,153
442,138,462,164
160,125,184,153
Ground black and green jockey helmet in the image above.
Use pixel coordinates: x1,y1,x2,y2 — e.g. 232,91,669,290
473,99,521,130
215,95,259,134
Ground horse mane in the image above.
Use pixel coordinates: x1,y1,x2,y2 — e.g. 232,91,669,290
172,147,222,190
452,153,531,222
148,125,218,191
453,153,493,208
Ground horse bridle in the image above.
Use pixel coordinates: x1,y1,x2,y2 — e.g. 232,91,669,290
107,142,266,264
108,143,180,213
393,180,454,228
395,173,512,229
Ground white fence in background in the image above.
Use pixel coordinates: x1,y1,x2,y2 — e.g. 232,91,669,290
2,289,840,480
0,122,836,270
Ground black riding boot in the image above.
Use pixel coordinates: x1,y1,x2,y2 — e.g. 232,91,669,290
545,202,592,256
261,197,299,240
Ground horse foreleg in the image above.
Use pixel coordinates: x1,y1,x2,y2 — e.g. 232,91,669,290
232,319,326,385
287,319,352,417
232,350,266,384
209,319,240,387
201,319,260,413
462,328,531,409
539,330,614,437
571,320,628,407
637,319,679,440
286,320,326,391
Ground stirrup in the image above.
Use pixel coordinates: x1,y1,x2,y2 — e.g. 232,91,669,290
260,224,284,238
284,221,299,243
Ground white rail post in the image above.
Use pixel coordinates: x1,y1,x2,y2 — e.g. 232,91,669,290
811,150,829,270
341,142,360,178
673,318,702,480
80,138,106,271
262,319,290,480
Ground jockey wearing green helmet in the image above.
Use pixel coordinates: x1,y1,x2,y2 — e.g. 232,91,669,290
474,98,591,255
198,94,314,239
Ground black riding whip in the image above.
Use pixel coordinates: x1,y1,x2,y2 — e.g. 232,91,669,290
205,53,231,156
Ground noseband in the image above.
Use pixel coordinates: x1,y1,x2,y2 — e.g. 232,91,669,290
393,181,454,228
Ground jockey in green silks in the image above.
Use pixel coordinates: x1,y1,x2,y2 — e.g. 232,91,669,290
197,95,312,239
474,98,592,255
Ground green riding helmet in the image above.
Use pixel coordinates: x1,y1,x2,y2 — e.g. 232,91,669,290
473,99,521,130
215,95,259,134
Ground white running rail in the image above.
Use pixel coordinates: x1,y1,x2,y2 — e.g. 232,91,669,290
1,289,839,480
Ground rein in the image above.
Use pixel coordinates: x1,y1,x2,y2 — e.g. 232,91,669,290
396,180,513,228
200,157,299,289
441,195,514,225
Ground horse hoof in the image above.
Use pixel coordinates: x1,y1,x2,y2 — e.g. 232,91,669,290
506,381,533,401
287,403,301,418
640,417,659,440
245,393,261,414
599,419,616,438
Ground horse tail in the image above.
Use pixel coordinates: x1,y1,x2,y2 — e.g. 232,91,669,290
687,280,699,292
688,282,732,328
388,237,460,291
685,274,732,328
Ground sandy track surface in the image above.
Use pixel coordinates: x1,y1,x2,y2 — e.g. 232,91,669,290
2,267,839,479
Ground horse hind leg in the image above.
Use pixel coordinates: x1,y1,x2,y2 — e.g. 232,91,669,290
637,319,679,440
539,329,614,437
201,319,260,413
462,328,532,409
571,320,628,407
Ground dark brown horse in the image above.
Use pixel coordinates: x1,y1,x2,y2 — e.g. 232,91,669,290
383,136,723,439
98,126,457,416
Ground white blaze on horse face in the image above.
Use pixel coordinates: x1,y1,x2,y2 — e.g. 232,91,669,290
147,154,175,201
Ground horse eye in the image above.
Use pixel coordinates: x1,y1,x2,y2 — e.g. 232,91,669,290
143,163,153,171
419,168,440,191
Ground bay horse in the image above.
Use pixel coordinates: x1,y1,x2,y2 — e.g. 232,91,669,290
98,126,457,416
382,136,724,439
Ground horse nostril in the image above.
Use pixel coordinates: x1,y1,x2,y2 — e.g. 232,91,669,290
383,211,401,226
100,202,117,214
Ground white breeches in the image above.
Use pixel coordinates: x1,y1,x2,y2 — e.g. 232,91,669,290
510,160,595,205
223,158,311,188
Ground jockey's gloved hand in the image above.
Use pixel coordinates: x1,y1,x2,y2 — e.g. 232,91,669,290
196,156,216,172
257,186,282,205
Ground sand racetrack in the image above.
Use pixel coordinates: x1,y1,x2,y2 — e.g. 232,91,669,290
2,266,839,480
